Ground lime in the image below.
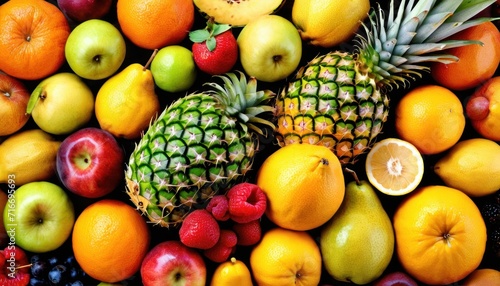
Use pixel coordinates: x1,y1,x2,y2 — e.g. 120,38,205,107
151,45,197,93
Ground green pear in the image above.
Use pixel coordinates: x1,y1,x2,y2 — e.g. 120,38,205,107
320,179,394,285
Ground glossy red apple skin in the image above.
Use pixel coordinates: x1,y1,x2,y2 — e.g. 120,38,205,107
57,0,112,23
0,73,30,136
56,127,125,198
373,271,419,286
141,241,206,286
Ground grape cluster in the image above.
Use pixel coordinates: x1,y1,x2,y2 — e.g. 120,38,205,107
29,254,87,286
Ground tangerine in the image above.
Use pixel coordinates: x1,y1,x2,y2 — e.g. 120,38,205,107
256,143,345,231
0,0,70,80
72,199,150,283
395,85,465,155
117,0,195,50
393,185,487,285
431,21,500,91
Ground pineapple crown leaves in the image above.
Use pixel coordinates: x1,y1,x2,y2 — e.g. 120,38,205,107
355,0,499,88
189,17,232,52
203,71,276,136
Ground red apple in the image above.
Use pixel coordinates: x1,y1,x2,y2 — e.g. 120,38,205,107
373,271,419,286
0,72,30,136
57,0,113,23
141,241,206,286
56,127,125,198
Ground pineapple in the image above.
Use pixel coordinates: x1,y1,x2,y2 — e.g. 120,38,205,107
125,72,274,228
275,0,498,164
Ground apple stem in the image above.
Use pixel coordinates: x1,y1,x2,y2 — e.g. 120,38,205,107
143,49,158,71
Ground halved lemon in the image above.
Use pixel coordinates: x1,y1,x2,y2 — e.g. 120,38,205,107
365,138,424,196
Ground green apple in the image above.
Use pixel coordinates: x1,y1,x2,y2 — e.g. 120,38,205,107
237,15,302,83
65,19,126,80
3,181,75,253
26,73,94,135
150,45,197,93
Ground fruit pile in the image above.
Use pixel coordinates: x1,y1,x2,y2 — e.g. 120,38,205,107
1,0,500,285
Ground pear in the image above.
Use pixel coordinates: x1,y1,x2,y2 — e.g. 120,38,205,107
95,50,160,139
320,179,395,285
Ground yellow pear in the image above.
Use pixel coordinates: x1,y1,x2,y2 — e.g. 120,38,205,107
0,129,61,186
95,51,160,139
434,138,500,197
210,257,253,286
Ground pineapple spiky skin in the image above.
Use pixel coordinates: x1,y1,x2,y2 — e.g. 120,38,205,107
125,72,274,228
275,51,390,164
275,0,498,164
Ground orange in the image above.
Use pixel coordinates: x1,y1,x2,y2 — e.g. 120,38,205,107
365,138,424,196
431,21,500,91
393,185,487,285
117,0,195,50
256,143,345,231
462,268,500,286
250,227,322,286
0,0,70,80
466,76,500,141
72,199,150,283
395,85,465,155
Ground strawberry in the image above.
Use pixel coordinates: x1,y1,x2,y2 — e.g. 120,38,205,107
0,272,29,286
203,229,238,263
179,209,220,249
189,18,238,75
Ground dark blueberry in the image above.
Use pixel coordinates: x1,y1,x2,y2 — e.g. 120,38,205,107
69,267,79,280
29,277,47,286
48,264,68,285
30,254,42,264
47,256,60,267
65,281,84,286
64,256,77,267
30,260,49,278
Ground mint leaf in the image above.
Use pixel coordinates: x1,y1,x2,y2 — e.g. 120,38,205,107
189,29,210,43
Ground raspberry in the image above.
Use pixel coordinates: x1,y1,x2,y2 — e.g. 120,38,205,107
179,209,220,249
203,229,238,263
206,195,230,221
232,219,262,246
226,183,267,223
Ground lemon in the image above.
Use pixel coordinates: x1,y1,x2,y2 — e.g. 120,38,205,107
291,0,370,48
434,138,500,197
0,129,61,186
365,138,424,196
210,257,253,286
